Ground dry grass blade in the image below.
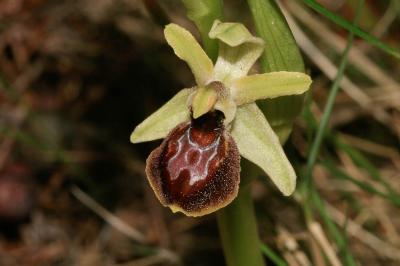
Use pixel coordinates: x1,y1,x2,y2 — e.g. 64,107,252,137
308,222,342,266
113,249,179,266
308,233,327,266
370,1,399,38
277,227,312,266
285,0,400,92
336,151,390,197
339,133,400,170
368,88,400,109
71,186,180,265
71,185,146,243
280,3,394,128
370,201,400,245
326,202,400,261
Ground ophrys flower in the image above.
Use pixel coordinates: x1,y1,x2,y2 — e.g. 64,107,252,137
131,21,312,216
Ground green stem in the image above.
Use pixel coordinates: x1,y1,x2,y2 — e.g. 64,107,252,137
181,0,223,61
217,183,265,266
216,159,265,266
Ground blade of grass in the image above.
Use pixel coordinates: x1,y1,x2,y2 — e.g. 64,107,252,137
300,0,400,59
310,185,354,266
303,1,364,265
302,105,398,199
322,160,400,207
302,101,400,204
260,244,288,266
304,0,362,186
333,139,397,195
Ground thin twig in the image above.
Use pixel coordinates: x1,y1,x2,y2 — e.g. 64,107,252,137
70,185,146,243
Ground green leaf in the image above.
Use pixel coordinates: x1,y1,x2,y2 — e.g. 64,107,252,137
164,24,214,86
130,89,191,143
232,71,312,105
305,3,358,187
191,86,218,118
301,0,400,59
247,0,304,72
209,20,264,84
181,0,223,61
260,243,288,266
322,160,400,207
247,0,306,144
231,103,296,195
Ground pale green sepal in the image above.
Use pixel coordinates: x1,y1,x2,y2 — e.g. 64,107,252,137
191,86,218,119
164,24,214,86
232,71,312,105
209,20,264,84
209,20,262,48
231,103,296,195
130,89,192,143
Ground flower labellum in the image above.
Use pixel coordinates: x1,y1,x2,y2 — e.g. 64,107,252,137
130,21,312,216
146,112,240,217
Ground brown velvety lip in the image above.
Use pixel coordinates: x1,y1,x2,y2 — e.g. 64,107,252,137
145,112,240,217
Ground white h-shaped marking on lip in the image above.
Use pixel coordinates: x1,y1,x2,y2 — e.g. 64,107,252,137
167,128,221,185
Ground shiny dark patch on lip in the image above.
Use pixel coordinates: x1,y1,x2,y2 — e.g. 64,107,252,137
161,112,224,199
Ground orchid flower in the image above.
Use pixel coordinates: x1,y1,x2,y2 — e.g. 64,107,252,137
130,21,312,217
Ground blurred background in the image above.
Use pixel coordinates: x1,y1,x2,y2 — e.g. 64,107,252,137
0,0,399,265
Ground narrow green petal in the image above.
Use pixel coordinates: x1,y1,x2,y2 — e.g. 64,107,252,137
130,89,191,143
164,24,214,86
209,20,264,84
232,71,312,105
191,86,218,118
231,103,296,195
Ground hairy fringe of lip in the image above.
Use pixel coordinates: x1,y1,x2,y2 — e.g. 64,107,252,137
145,112,240,217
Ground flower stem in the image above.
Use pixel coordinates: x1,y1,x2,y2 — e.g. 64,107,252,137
217,182,265,266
